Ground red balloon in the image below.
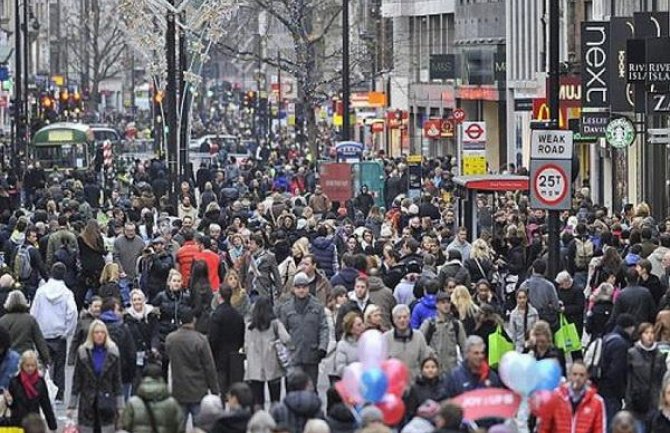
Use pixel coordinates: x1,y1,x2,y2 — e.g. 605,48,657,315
376,393,406,426
381,359,410,396
529,390,558,419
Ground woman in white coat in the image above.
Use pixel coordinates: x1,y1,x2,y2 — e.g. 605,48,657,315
244,296,292,408
334,311,366,377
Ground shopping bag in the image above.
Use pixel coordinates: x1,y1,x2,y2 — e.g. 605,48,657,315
554,314,582,353
488,325,514,367
43,369,59,405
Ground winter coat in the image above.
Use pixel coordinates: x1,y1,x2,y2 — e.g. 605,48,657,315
335,295,373,340
404,375,448,417
419,314,467,374
382,263,406,290
537,385,605,433
46,228,79,268
145,253,175,301
166,326,220,404
508,305,540,352
0,309,51,363
68,345,124,433
438,260,471,288
445,361,502,398
121,376,184,433
384,329,433,378
310,237,339,279
68,310,97,365
609,285,657,329
585,300,613,338
599,327,633,399
210,409,252,433
411,295,437,329
30,278,78,339
394,278,416,306
244,319,291,382
270,390,324,433
520,274,560,329
465,257,495,283
100,311,136,385
78,236,106,289
649,411,670,433
208,302,245,371
327,404,357,433
625,343,667,417
334,336,359,377
113,235,145,280
367,276,396,330
241,249,281,299
401,417,436,433
124,307,159,359
8,374,57,430
557,285,585,336
329,267,359,293
151,289,193,352
276,295,330,365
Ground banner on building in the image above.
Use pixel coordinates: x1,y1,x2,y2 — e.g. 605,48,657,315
610,17,634,112
581,112,609,137
429,54,456,80
581,21,610,109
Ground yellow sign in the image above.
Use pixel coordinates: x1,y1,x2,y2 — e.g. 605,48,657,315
407,155,422,164
288,115,296,126
333,114,342,126
52,75,64,86
48,130,74,142
462,153,487,175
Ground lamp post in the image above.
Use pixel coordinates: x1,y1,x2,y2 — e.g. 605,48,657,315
165,0,178,211
14,0,23,161
341,0,350,141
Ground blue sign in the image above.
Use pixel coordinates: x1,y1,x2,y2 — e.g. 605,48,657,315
0,66,9,81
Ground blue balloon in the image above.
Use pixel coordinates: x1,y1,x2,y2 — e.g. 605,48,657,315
534,359,562,391
360,367,389,403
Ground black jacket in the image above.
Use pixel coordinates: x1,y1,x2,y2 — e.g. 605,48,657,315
557,285,586,335
625,344,667,416
609,285,657,329
146,253,175,301
208,302,245,368
586,301,613,338
210,409,252,433
100,311,137,384
649,410,670,433
151,289,193,351
8,375,57,430
271,390,324,433
78,237,106,289
404,375,448,417
599,327,633,399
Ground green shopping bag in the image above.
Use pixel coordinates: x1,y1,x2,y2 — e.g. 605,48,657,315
488,325,514,367
554,313,582,353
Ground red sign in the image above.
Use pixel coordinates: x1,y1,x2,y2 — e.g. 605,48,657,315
423,119,442,139
451,388,522,421
532,163,569,206
370,122,384,133
441,119,454,137
459,177,529,191
320,163,353,203
386,110,408,130
453,108,466,123
464,123,484,140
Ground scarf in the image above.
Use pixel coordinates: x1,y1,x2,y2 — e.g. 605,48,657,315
126,303,154,321
20,370,40,399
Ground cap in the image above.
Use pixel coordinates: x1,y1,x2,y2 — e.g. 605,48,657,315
360,405,383,426
293,272,310,287
151,237,165,244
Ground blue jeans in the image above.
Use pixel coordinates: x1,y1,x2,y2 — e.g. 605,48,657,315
181,403,201,429
604,396,622,433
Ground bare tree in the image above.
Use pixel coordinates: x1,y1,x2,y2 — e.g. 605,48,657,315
65,0,126,104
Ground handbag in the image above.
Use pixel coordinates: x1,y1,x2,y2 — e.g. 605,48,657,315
85,350,117,419
488,325,514,368
0,394,12,427
554,314,582,353
272,320,292,370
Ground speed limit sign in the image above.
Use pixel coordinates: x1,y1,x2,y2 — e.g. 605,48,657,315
530,159,572,209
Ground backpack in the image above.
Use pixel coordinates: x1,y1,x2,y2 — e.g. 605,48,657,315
424,317,462,346
14,245,33,281
584,336,604,380
574,238,594,270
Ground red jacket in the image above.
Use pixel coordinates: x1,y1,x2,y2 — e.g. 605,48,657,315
176,241,200,288
195,250,221,292
538,385,605,433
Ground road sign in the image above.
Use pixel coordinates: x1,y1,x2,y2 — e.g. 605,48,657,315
453,108,466,124
463,122,486,142
530,159,572,209
462,152,487,175
441,119,454,137
531,130,574,160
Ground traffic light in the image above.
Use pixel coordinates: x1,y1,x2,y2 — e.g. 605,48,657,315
154,90,164,104
247,91,257,108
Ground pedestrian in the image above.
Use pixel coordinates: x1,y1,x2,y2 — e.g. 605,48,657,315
222,269,250,318
45,215,79,269
335,276,373,340
384,304,432,378
113,222,145,285
271,371,324,433
124,290,159,387
175,229,200,288
432,401,464,433
508,287,539,352
450,285,479,335
0,291,50,364
78,220,106,306
537,361,605,433
419,291,466,375
242,234,282,301
165,310,219,425
96,263,123,305
67,320,124,433
152,269,192,379
520,259,560,330
555,271,586,337
403,357,447,419
141,237,175,302
525,320,566,375
609,268,657,328
366,272,396,331
244,295,290,408
411,280,439,330
13,227,48,303
334,312,364,377
625,322,666,431
6,350,57,431
209,284,245,396
586,282,615,338
68,297,102,366
600,313,636,431
364,304,387,332
194,236,220,291
210,382,254,433
99,297,136,400
445,335,502,397
189,260,214,334
648,380,670,433
30,262,77,402
120,363,184,433
276,272,330,389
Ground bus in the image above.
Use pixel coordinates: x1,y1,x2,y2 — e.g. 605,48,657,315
31,122,95,170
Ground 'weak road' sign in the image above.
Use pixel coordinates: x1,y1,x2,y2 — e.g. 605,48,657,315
530,130,574,160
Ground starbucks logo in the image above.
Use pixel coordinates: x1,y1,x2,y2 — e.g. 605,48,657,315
605,117,636,149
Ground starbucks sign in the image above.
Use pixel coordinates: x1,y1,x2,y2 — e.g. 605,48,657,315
606,117,636,149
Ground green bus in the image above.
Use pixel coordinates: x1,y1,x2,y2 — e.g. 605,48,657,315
31,122,95,170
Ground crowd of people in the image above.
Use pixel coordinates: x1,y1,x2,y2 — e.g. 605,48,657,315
0,149,670,433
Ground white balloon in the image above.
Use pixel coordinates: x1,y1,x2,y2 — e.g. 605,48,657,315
357,330,388,368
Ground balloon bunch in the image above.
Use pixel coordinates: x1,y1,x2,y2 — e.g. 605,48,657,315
498,352,562,418
335,330,410,425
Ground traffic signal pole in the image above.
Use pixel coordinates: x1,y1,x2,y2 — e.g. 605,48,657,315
14,0,22,162
341,0,350,141
546,0,561,279
165,0,178,212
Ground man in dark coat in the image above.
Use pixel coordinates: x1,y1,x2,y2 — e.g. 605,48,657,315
271,371,324,433
208,285,245,395
99,297,136,400
598,313,635,430
608,268,657,328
